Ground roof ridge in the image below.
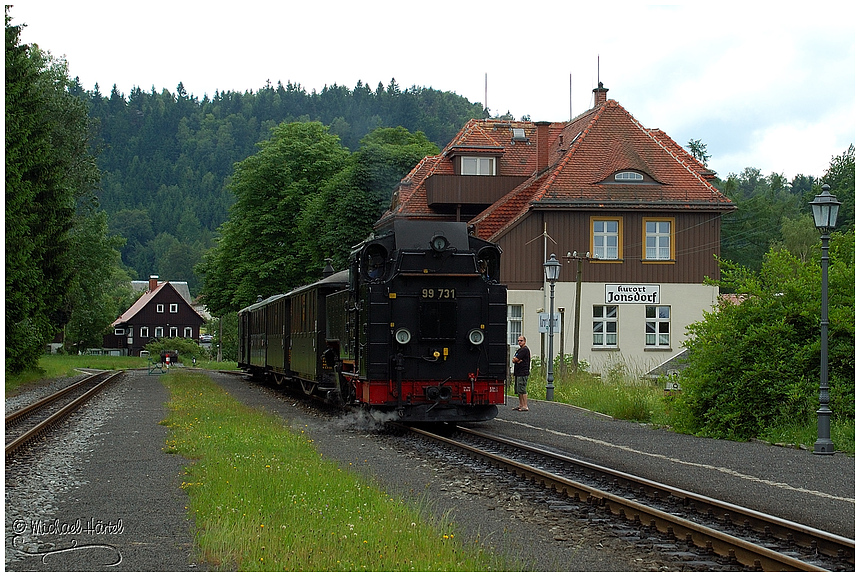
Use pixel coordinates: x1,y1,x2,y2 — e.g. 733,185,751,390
536,103,607,200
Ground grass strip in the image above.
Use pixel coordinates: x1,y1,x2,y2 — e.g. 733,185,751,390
5,355,151,396
160,371,514,571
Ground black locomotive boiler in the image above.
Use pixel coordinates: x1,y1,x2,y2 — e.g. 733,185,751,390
238,221,508,422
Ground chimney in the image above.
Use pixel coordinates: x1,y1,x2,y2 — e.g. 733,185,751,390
149,275,159,292
535,121,551,171
592,82,609,108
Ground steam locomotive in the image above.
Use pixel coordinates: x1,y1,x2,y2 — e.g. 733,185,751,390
238,221,508,422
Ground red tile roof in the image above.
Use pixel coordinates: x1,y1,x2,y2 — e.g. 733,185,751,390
377,96,734,240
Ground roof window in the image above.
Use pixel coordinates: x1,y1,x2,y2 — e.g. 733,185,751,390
511,128,528,143
461,156,496,176
615,171,644,182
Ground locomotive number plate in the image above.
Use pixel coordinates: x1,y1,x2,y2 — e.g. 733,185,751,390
421,288,456,299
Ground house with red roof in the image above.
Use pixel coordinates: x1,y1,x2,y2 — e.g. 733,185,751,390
102,275,205,357
376,83,736,375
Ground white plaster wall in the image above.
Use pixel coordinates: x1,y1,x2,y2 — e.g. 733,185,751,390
507,282,719,377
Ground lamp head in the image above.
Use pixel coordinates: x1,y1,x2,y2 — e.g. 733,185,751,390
544,253,561,282
809,184,841,233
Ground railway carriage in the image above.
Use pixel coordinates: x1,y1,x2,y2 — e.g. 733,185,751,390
238,221,507,423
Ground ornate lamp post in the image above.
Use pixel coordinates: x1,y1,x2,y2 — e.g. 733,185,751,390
543,253,561,401
809,184,840,455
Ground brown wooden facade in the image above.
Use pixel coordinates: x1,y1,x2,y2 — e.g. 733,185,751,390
496,209,722,290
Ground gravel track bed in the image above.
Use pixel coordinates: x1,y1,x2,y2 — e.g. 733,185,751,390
5,371,202,572
5,373,94,415
7,369,718,571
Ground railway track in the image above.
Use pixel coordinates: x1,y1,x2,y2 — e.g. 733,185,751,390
406,424,854,572
5,371,123,458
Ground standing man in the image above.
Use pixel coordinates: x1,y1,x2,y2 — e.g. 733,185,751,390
512,335,530,411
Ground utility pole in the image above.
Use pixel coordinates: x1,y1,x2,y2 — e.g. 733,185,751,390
564,251,592,373
558,307,565,378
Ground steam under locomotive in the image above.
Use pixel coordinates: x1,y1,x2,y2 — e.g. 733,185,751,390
238,221,508,422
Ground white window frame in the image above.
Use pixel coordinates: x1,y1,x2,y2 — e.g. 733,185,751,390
183,327,193,338
592,218,621,261
114,328,125,336
592,305,618,348
169,303,179,313
461,156,496,176
156,304,164,313
644,218,673,261
169,326,178,338
507,304,523,347
645,306,671,348
155,326,164,338
140,326,149,338
615,171,644,181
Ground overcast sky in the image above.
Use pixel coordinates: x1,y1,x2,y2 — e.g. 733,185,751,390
11,2,856,180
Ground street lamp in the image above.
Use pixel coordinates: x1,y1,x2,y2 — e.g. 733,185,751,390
809,184,840,455
544,253,561,401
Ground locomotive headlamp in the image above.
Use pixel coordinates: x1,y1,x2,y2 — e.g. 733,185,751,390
430,234,449,252
468,328,485,345
394,328,412,345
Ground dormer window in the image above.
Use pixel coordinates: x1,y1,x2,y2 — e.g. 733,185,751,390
615,171,644,182
461,157,496,176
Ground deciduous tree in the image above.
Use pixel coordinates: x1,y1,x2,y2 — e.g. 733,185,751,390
674,231,854,441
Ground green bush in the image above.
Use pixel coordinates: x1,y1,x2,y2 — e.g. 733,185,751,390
144,337,207,364
672,232,854,441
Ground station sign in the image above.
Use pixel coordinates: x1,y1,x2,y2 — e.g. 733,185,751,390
537,312,561,333
605,284,660,304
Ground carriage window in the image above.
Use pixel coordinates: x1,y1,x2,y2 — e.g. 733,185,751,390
362,244,388,280
476,248,500,282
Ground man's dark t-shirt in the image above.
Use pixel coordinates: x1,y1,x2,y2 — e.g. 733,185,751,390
513,345,531,376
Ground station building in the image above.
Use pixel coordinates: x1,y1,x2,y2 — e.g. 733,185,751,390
375,84,736,376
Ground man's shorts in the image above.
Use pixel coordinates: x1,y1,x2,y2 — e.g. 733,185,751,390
514,375,528,395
